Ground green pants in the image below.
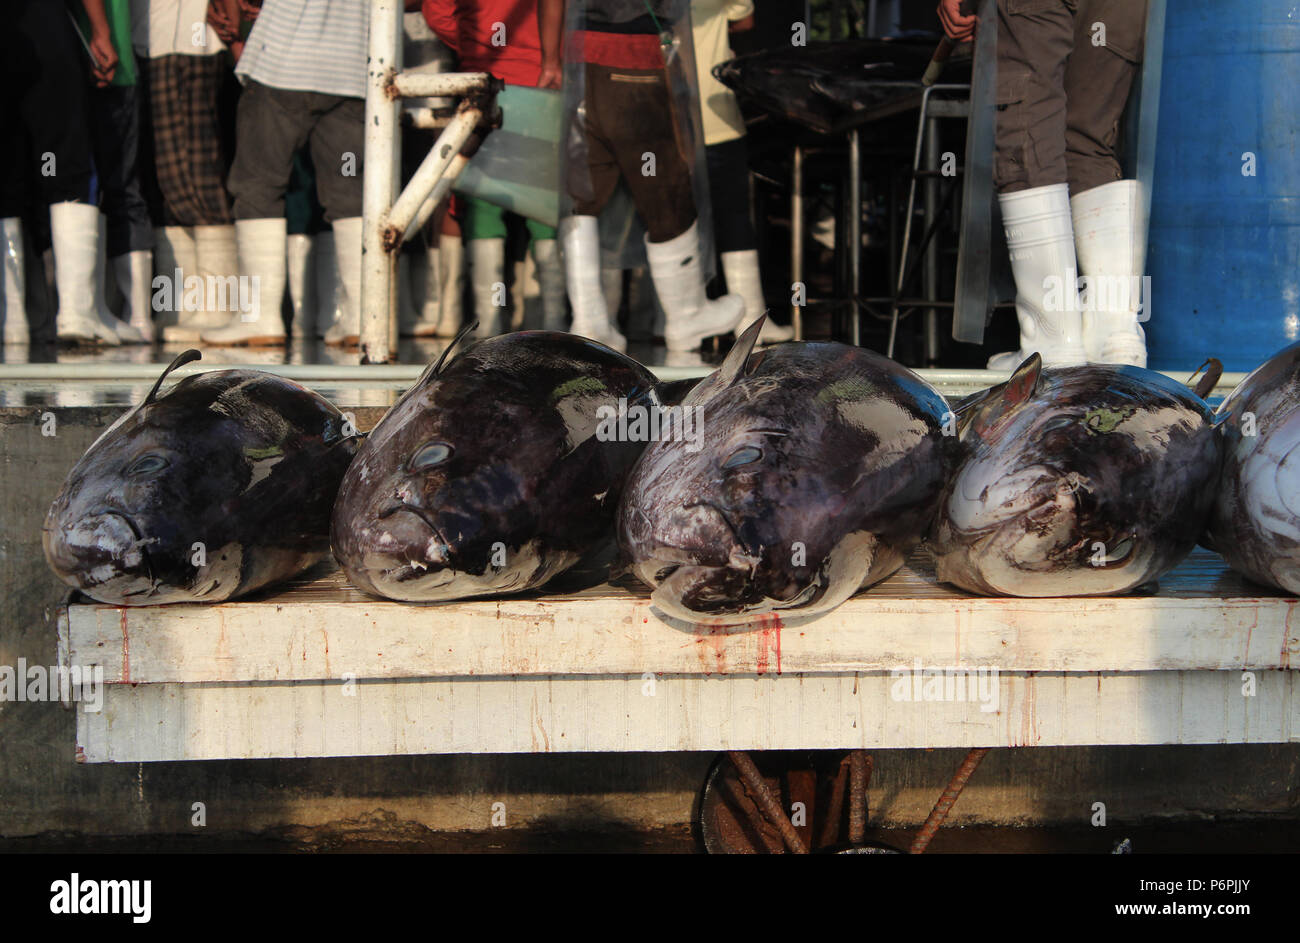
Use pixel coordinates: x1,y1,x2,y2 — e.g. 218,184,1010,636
464,196,556,243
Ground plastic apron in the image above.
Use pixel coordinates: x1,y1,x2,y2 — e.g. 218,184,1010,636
560,0,718,277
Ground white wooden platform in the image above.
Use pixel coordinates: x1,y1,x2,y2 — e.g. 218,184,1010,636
62,549,1300,762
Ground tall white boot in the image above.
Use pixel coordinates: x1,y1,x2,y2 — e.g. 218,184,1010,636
202,218,287,346
405,239,441,336
152,225,195,333
50,202,119,346
560,215,626,351
164,224,240,341
286,232,316,338
313,229,337,340
721,248,792,345
111,250,155,343
987,183,1087,369
2,217,28,345
324,216,362,347
94,216,146,343
470,237,507,339
530,238,567,332
1071,179,1148,367
434,233,463,337
646,222,744,353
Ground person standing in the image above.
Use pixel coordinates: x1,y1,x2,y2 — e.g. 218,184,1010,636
424,0,568,340
691,0,792,345
939,0,1150,368
538,0,744,354
132,0,241,343
202,0,368,347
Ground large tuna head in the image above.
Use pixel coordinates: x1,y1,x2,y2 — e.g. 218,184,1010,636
932,355,1222,596
44,351,358,604
332,330,657,601
619,319,953,625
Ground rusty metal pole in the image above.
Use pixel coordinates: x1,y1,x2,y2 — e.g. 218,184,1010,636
848,750,872,846
909,747,990,854
728,752,808,854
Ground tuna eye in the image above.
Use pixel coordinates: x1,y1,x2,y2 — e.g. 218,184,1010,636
410,441,452,472
722,446,762,470
127,454,168,477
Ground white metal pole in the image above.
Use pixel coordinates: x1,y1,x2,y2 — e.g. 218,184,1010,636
361,0,403,363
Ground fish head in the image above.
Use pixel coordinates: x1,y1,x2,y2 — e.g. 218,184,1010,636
334,331,642,600
939,357,1214,594
621,320,937,623
42,352,258,602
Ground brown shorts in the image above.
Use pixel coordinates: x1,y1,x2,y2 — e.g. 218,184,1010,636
566,63,697,242
994,0,1148,195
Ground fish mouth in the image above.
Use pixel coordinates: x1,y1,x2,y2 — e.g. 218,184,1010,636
46,507,159,594
377,502,456,557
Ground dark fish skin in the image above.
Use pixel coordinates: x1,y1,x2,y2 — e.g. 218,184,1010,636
43,351,360,605
1205,342,1300,593
332,331,662,601
617,319,956,625
931,356,1221,597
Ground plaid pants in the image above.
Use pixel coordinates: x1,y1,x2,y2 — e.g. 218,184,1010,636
142,54,233,226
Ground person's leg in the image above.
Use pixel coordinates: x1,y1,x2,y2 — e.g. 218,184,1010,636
987,0,1086,369
92,83,154,342
204,81,313,345
436,205,464,337
18,2,117,345
464,197,510,338
1066,0,1149,366
562,64,626,350
707,137,791,344
305,93,366,346
525,216,566,332
595,65,743,352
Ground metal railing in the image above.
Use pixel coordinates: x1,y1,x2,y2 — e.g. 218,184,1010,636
359,0,500,363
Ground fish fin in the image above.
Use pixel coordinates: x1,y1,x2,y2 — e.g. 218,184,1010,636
968,353,1041,438
1004,353,1042,406
415,321,479,387
716,316,767,387
146,348,202,404
1188,358,1224,400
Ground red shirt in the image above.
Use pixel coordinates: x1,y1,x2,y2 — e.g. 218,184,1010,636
422,0,544,87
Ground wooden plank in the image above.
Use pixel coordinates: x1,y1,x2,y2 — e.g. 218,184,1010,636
67,550,1300,683
75,670,1298,762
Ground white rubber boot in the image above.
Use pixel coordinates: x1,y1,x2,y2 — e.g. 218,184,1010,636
647,222,744,353
531,238,568,332
986,183,1087,370
1071,179,1148,367
405,239,442,336
94,216,147,344
470,237,507,339
324,216,362,347
313,229,337,340
163,224,239,341
111,250,155,343
403,246,440,337
434,233,463,337
560,215,626,351
722,249,792,345
202,218,287,346
286,233,316,338
152,225,195,333
50,202,119,346
397,252,425,337
2,217,28,345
